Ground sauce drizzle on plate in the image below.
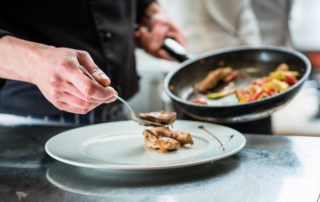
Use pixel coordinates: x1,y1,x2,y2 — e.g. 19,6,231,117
198,125,225,151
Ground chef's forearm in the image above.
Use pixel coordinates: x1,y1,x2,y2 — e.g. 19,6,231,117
0,35,49,84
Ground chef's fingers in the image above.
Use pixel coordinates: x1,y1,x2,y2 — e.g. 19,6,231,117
149,23,169,53
57,94,117,114
76,50,111,87
55,101,96,114
62,84,118,106
139,27,172,60
102,94,118,104
139,26,166,55
138,27,151,51
62,62,116,101
63,81,112,102
60,92,101,110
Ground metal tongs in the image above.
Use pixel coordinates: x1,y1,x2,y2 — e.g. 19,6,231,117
79,66,165,127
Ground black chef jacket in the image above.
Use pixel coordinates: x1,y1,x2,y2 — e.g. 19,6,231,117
0,0,154,116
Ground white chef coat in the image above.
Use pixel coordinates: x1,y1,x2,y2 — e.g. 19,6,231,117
160,0,262,55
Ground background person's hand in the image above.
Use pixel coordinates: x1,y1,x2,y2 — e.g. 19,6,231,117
0,36,117,114
135,2,187,61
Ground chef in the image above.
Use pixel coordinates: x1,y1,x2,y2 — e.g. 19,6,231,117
0,1,186,125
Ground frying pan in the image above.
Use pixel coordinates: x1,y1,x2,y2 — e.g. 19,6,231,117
162,39,311,123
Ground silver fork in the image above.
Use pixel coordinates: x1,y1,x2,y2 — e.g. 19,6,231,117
79,66,165,127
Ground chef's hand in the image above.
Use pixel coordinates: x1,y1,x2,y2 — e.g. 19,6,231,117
0,36,117,114
35,47,118,114
135,2,187,61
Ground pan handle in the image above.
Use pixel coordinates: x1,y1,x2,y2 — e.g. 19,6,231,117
162,38,192,62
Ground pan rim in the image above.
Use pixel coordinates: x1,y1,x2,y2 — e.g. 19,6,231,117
163,45,311,109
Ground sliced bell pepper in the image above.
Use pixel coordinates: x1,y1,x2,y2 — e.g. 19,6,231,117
246,88,263,102
285,74,298,85
207,86,237,99
191,97,207,105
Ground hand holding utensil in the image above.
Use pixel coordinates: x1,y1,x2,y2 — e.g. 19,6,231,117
79,65,166,127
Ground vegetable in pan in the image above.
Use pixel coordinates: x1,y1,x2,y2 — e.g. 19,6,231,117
236,63,299,103
191,63,299,104
207,83,237,99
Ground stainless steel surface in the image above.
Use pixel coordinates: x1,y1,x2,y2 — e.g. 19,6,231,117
1,125,320,202
79,65,165,127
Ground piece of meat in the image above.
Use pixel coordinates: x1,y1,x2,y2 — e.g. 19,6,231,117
138,111,177,126
196,67,233,93
159,137,180,153
142,129,180,152
149,127,194,146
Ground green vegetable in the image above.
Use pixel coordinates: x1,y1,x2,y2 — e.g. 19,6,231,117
207,86,236,99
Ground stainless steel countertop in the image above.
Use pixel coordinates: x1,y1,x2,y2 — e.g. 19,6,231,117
0,125,320,202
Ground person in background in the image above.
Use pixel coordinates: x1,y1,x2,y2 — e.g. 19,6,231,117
160,0,261,55
251,0,293,47
0,1,186,125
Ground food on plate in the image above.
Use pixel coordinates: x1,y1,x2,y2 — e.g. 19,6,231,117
236,63,299,103
143,129,180,153
196,67,234,93
140,111,194,153
142,127,194,153
148,126,194,146
138,111,177,126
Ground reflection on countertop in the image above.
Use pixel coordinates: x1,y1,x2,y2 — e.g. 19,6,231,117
1,124,320,202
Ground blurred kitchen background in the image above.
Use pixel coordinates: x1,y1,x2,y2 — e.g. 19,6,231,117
128,0,320,136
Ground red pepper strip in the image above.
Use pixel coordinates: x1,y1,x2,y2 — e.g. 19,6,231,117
236,91,250,98
285,74,298,85
252,79,269,86
246,88,263,102
264,87,274,96
191,97,207,105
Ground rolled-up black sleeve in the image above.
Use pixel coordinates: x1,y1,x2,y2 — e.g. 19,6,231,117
0,29,12,88
0,29,12,38
136,0,156,23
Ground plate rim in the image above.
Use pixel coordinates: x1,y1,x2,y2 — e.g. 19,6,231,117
45,120,246,170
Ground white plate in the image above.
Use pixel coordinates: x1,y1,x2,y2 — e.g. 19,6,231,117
45,120,246,170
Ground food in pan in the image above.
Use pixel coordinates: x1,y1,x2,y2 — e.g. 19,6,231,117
191,96,208,105
140,111,194,153
206,82,237,99
191,63,299,104
138,111,177,126
191,67,239,103
195,67,235,92
236,63,299,103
